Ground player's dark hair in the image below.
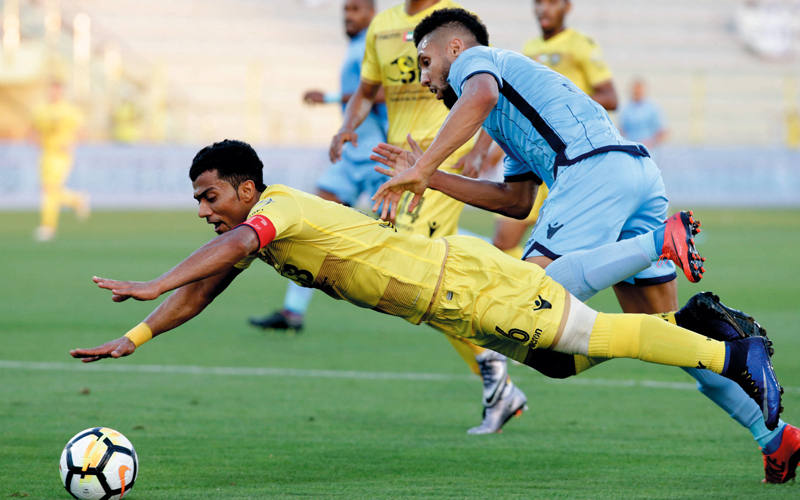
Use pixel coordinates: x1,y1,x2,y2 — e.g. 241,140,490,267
413,8,489,48
189,139,267,192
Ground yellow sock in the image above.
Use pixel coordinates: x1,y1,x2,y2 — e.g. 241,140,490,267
443,332,483,375
654,311,678,325
574,355,608,375
587,313,726,373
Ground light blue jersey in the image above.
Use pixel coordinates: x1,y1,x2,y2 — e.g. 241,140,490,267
318,29,389,206
447,46,647,188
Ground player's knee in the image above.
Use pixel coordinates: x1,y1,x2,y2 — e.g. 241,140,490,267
523,348,577,379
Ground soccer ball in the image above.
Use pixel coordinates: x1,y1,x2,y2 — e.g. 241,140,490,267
59,427,138,500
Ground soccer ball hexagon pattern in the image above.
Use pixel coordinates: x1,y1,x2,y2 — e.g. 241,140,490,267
59,428,138,500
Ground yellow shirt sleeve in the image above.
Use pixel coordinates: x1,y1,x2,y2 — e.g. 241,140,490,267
360,20,382,84
578,37,613,88
233,187,304,270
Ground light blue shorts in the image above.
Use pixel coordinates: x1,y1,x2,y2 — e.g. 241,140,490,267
317,159,386,207
523,151,676,285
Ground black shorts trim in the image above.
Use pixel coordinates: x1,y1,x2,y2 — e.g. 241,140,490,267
630,272,677,286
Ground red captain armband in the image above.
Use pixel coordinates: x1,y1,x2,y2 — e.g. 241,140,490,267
237,214,276,249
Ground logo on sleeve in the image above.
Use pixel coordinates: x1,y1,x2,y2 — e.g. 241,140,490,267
547,222,564,239
251,198,274,216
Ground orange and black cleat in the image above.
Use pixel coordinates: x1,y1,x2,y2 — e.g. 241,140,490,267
762,424,800,483
660,210,706,283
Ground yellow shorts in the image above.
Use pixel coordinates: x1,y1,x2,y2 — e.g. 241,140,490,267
426,236,566,363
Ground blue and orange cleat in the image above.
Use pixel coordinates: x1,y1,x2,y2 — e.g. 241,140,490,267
724,337,783,431
762,424,800,483
660,210,705,283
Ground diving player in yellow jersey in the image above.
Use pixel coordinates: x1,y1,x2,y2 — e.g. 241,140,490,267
31,80,90,242
70,140,784,440
491,0,619,260
329,0,510,434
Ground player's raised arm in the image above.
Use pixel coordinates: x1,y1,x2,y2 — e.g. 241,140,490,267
330,78,382,163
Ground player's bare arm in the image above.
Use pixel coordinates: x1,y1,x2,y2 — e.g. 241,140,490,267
591,80,618,111
71,268,242,363
330,78,382,162
370,73,498,216
93,226,259,302
372,135,538,220
454,129,494,179
305,86,385,106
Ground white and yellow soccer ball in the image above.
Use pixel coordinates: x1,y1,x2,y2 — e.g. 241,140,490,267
59,427,138,500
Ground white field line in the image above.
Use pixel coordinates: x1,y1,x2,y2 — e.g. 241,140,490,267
1,360,798,394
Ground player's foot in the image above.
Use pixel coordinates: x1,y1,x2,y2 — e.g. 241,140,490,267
660,210,705,283
76,194,91,221
723,337,783,431
762,424,800,483
248,309,304,333
677,292,773,354
34,226,56,242
475,350,509,407
467,382,528,435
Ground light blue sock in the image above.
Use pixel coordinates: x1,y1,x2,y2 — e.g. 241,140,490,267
751,419,787,453
633,230,660,261
283,281,314,316
684,367,785,448
457,227,491,243
651,224,666,256
543,238,652,301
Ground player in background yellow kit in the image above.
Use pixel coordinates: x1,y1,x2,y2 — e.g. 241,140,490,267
69,140,785,439
329,0,517,434
30,80,89,242
491,0,618,260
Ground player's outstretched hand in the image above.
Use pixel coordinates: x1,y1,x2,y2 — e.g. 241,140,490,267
330,128,359,163
70,337,136,363
370,134,428,222
93,276,161,302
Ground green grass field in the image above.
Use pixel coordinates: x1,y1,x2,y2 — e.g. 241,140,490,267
1,208,799,499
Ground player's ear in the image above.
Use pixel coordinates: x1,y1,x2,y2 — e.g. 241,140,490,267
239,180,256,203
450,37,462,57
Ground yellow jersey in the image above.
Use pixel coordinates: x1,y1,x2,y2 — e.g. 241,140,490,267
522,28,612,96
32,100,83,154
361,0,472,168
236,186,447,325
234,186,564,361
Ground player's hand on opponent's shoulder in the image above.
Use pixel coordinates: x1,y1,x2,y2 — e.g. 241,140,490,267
70,337,136,363
329,128,359,163
93,276,162,302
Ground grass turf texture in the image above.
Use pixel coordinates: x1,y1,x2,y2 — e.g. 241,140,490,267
1,208,799,499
